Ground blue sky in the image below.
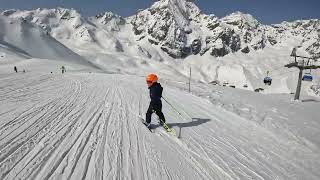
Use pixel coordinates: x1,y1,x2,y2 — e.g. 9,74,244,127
0,0,319,24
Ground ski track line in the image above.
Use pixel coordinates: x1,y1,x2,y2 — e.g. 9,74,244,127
0,75,71,130
0,77,71,151
155,127,226,180
0,78,83,179
168,90,278,179
35,79,102,180
104,87,126,180
109,83,157,180
0,79,79,158
94,91,115,180
125,82,201,180
119,82,171,180
34,106,102,179
24,102,91,179
160,91,236,179
65,88,110,180
166,88,320,180
118,86,149,180
11,78,93,179
13,107,88,180
0,75,54,99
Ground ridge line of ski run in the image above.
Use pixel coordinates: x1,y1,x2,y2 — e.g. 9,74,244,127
94,89,115,180
0,77,83,179
133,89,151,180
102,85,131,180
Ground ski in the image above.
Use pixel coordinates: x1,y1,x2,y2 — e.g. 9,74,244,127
139,117,153,132
159,120,177,137
138,116,176,136
143,122,153,132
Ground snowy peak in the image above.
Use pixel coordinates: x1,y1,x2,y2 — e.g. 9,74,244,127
1,1,319,59
0,8,127,55
94,12,125,25
91,12,126,31
168,0,190,28
2,8,82,22
130,0,208,58
0,14,89,63
270,19,320,56
149,0,201,28
130,0,320,58
1,8,85,32
221,11,260,30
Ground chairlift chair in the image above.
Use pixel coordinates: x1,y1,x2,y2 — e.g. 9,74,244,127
302,74,313,81
263,77,272,85
302,70,313,81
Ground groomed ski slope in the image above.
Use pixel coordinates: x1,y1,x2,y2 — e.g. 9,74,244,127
0,63,320,180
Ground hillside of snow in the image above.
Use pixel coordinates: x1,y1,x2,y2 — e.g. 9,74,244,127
0,59,320,180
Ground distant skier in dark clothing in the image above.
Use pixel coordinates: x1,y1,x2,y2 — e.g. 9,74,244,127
61,65,66,74
145,74,166,128
14,66,17,73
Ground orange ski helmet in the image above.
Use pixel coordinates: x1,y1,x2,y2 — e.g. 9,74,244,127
146,74,158,87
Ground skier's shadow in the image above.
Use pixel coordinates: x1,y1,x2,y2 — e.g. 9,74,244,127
152,118,211,138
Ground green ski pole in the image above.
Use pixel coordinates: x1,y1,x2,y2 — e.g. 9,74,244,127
162,97,184,118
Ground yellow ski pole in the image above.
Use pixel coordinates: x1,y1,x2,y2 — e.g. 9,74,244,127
162,97,183,118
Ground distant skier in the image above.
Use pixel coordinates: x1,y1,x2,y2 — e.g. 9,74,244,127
145,74,166,128
61,65,66,74
14,66,18,73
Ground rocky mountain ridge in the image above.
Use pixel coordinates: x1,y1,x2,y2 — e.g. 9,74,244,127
1,0,319,60
130,0,320,58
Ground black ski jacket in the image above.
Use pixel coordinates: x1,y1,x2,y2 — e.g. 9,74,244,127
149,82,163,104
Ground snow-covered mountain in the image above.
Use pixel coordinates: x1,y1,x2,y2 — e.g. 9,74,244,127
2,0,319,59
0,12,98,68
130,0,320,58
0,0,319,93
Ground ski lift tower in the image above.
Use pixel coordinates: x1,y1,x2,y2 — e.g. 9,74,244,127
285,48,320,100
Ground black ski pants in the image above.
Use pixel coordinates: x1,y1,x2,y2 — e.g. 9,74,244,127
146,101,166,124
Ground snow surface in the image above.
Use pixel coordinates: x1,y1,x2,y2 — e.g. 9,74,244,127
0,54,320,180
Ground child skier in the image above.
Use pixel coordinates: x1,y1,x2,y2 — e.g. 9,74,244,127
145,74,166,128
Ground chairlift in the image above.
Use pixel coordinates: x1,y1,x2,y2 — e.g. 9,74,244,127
302,70,313,81
263,71,272,85
263,77,272,85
